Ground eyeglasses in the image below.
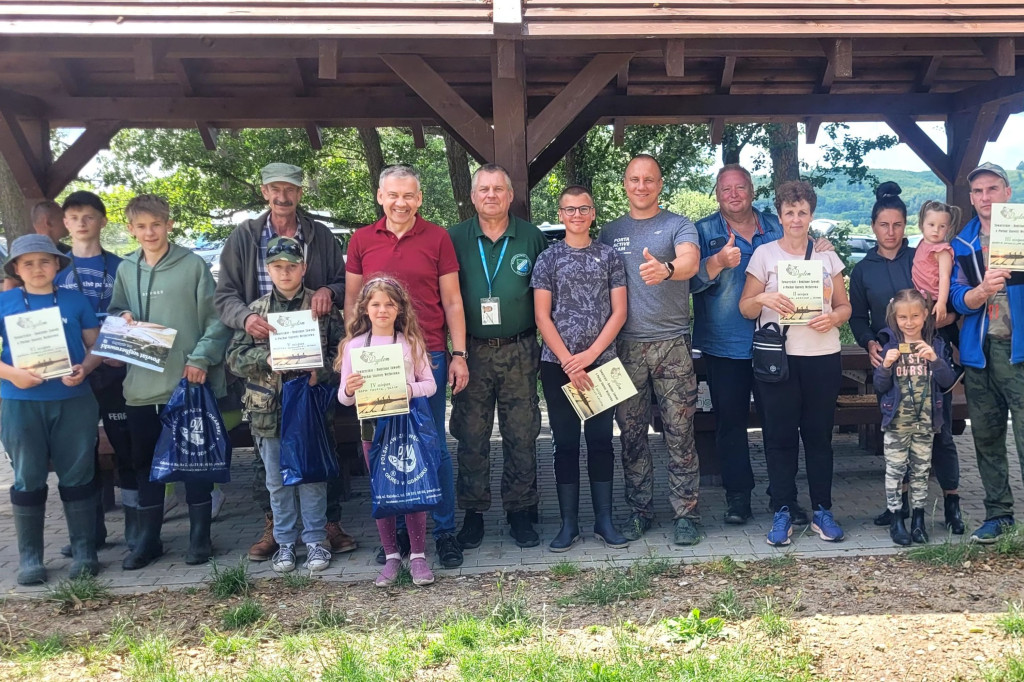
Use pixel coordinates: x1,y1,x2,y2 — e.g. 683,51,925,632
266,239,303,260
558,206,594,216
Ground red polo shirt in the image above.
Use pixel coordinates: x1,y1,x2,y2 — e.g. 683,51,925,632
346,215,459,351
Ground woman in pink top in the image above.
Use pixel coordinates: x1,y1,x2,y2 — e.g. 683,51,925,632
337,277,436,587
912,200,962,327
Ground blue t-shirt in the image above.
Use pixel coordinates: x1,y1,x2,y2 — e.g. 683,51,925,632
0,288,99,401
55,251,122,319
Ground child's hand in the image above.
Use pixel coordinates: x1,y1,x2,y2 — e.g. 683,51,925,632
344,372,364,397
120,312,135,324
933,301,948,325
914,341,938,362
882,348,901,368
308,370,318,387
10,368,44,390
569,367,594,392
61,364,86,387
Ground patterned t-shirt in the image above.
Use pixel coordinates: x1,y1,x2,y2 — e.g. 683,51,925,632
530,239,626,365
892,348,932,430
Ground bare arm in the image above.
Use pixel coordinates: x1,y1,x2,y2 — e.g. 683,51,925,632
343,271,363,327
934,250,953,324
738,273,768,320
534,288,572,363
439,271,469,394
671,242,700,280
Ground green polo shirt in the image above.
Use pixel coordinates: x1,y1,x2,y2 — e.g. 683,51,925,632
449,214,548,339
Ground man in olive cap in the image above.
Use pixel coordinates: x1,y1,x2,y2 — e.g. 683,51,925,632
215,162,351,561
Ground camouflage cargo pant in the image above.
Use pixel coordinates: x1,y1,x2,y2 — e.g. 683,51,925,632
964,337,1024,520
883,423,933,512
615,336,699,520
451,335,540,513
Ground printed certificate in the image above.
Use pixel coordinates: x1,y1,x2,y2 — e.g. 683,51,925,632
4,307,73,379
777,259,823,325
350,342,409,419
561,357,638,421
268,310,323,371
988,203,1024,271
93,317,177,372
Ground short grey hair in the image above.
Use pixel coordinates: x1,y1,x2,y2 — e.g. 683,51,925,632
379,164,421,190
715,164,754,191
472,164,513,192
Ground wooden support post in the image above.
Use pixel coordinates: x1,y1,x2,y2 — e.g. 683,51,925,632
318,40,339,80
613,119,625,147
820,38,853,80
492,42,529,218
197,123,218,150
719,56,736,94
665,40,685,78
805,118,822,144
45,122,121,197
133,38,156,81
978,37,1016,77
885,115,952,185
989,97,1024,141
411,123,426,149
616,63,629,93
305,123,323,150
709,118,725,145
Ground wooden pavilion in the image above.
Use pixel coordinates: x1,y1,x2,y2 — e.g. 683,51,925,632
1,0,1024,221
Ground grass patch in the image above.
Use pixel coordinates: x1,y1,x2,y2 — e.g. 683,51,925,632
301,597,348,631
242,664,302,682
998,601,1024,637
280,572,313,588
15,634,69,661
557,555,671,607
757,596,792,636
426,614,491,665
704,556,740,575
907,539,980,566
209,558,252,598
662,608,724,646
45,574,112,608
221,598,265,629
549,560,580,579
202,625,260,657
124,633,178,681
708,586,747,620
751,571,783,587
994,524,1024,558
983,655,1024,682
765,554,796,569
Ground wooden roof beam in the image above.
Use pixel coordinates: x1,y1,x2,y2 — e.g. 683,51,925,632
805,118,822,144
492,41,528,217
288,60,309,97
978,37,1015,77
954,71,1024,111
318,40,339,80
709,118,725,146
527,52,632,161
50,59,81,97
917,56,942,93
989,96,1024,142
613,119,625,147
884,115,952,185
133,38,157,81
381,54,494,161
819,38,852,93
719,56,736,94
0,111,46,198
196,122,218,150
665,40,685,78
173,58,198,97
45,121,121,197
305,123,323,150
493,0,523,36
950,102,1001,183
616,63,629,93
528,101,601,188
411,123,426,149
0,88,47,119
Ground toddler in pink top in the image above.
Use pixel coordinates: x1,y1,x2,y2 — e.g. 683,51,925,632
912,201,962,325
336,276,437,588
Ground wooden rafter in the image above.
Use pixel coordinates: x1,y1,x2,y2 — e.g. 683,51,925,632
133,38,156,81
50,59,81,97
953,72,1024,111
917,55,943,93
0,111,46,198
978,37,1015,77
493,0,523,36
805,118,822,144
46,122,122,197
950,102,1001,183
665,39,685,78
612,119,625,146
528,101,601,188
0,89,47,119
318,40,339,80
709,118,725,145
196,123,218,151
411,123,426,149
719,56,736,94
616,63,629,93
305,123,323,150
288,59,309,97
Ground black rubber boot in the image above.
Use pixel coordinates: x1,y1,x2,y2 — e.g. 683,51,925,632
591,481,629,548
124,505,139,551
507,510,540,548
889,513,911,546
185,501,213,565
724,492,753,525
549,484,581,552
61,492,107,558
122,504,164,570
944,494,965,535
911,508,929,544
60,484,100,579
11,486,48,585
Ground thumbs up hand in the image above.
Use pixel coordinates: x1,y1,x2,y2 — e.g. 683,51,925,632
715,233,742,270
639,247,671,285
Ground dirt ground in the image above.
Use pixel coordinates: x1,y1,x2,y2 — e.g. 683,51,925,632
2,554,1023,681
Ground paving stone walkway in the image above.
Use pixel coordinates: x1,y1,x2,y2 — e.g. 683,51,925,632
2,411,1021,595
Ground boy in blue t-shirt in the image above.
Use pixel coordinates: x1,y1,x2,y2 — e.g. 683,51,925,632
55,191,135,558
0,235,103,585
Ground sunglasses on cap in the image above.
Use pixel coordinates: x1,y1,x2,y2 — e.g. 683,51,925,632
266,238,303,260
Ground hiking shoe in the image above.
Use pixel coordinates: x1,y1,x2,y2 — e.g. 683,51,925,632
971,516,1015,544
435,534,463,569
457,510,484,549
724,493,753,525
789,504,810,527
410,557,434,586
375,527,412,564
325,521,357,554
248,513,279,561
210,487,225,520
375,558,401,588
766,507,793,547
272,543,296,573
507,510,540,548
304,543,332,572
621,513,653,541
811,506,844,542
673,518,703,546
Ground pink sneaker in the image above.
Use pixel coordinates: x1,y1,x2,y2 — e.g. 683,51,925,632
410,557,434,586
374,558,401,588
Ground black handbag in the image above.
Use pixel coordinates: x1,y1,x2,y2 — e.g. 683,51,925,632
751,240,814,383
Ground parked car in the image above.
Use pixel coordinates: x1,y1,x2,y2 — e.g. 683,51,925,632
538,223,566,242
907,234,923,248
846,235,877,264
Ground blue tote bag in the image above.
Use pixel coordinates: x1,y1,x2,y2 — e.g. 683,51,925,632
150,378,232,484
280,376,340,485
369,397,442,519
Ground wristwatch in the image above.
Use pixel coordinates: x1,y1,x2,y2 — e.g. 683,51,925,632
663,260,675,280
451,350,468,360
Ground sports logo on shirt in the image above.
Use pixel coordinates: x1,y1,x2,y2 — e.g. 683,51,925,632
510,254,533,276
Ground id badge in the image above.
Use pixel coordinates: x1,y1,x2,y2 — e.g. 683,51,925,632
481,297,501,326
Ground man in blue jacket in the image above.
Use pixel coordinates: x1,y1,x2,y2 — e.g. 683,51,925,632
950,162,1023,543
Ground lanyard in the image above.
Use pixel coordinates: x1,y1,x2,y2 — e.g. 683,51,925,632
477,236,509,298
136,250,170,323
70,251,108,314
363,330,398,346
21,287,58,311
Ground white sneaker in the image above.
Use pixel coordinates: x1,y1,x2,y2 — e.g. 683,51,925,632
210,487,225,520
272,543,296,573
304,543,332,572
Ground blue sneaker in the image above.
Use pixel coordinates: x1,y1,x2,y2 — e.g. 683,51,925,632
766,507,793,546
811,506,844,542
970,516,1015,544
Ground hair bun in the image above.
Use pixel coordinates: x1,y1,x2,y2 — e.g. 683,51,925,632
876,181,902,200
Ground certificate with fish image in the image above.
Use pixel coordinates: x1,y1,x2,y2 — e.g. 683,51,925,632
988,203,1024,271
3,307,73,379
268,310,323,371
350,343,409,419
93,317,177,372
777,259,823,325
561,357,638,421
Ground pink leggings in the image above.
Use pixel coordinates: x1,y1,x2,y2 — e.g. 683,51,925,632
363,441,426,555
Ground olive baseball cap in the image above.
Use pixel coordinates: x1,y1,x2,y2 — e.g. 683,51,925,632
967,162,1009,184
265,236,304,264
260,162,303,187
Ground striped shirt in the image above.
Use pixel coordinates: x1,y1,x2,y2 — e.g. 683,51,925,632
257,217,306,296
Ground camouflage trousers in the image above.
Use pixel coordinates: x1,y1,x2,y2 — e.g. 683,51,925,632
883,423,933,512
451,335,540,513
964,337,1024,520
615,336,699,520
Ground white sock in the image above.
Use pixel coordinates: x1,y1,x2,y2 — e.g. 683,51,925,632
385,553,401,561
410,552,426,560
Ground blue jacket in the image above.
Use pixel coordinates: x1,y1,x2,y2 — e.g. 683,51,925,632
873,328,955,432
950,216,1024,368
691,208,782,359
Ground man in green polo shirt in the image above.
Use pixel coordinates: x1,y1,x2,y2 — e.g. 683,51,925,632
449,164,548,550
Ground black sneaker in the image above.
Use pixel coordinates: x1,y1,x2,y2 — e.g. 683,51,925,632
374,527,411,565
456,510,485,549
789,505,810,527
724,493,753,525
436,534,464,568
507,510,540,548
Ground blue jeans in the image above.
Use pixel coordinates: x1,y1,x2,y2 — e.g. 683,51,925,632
256,436,328,545
2,393,99,492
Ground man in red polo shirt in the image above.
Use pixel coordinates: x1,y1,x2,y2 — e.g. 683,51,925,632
345,164,470,568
